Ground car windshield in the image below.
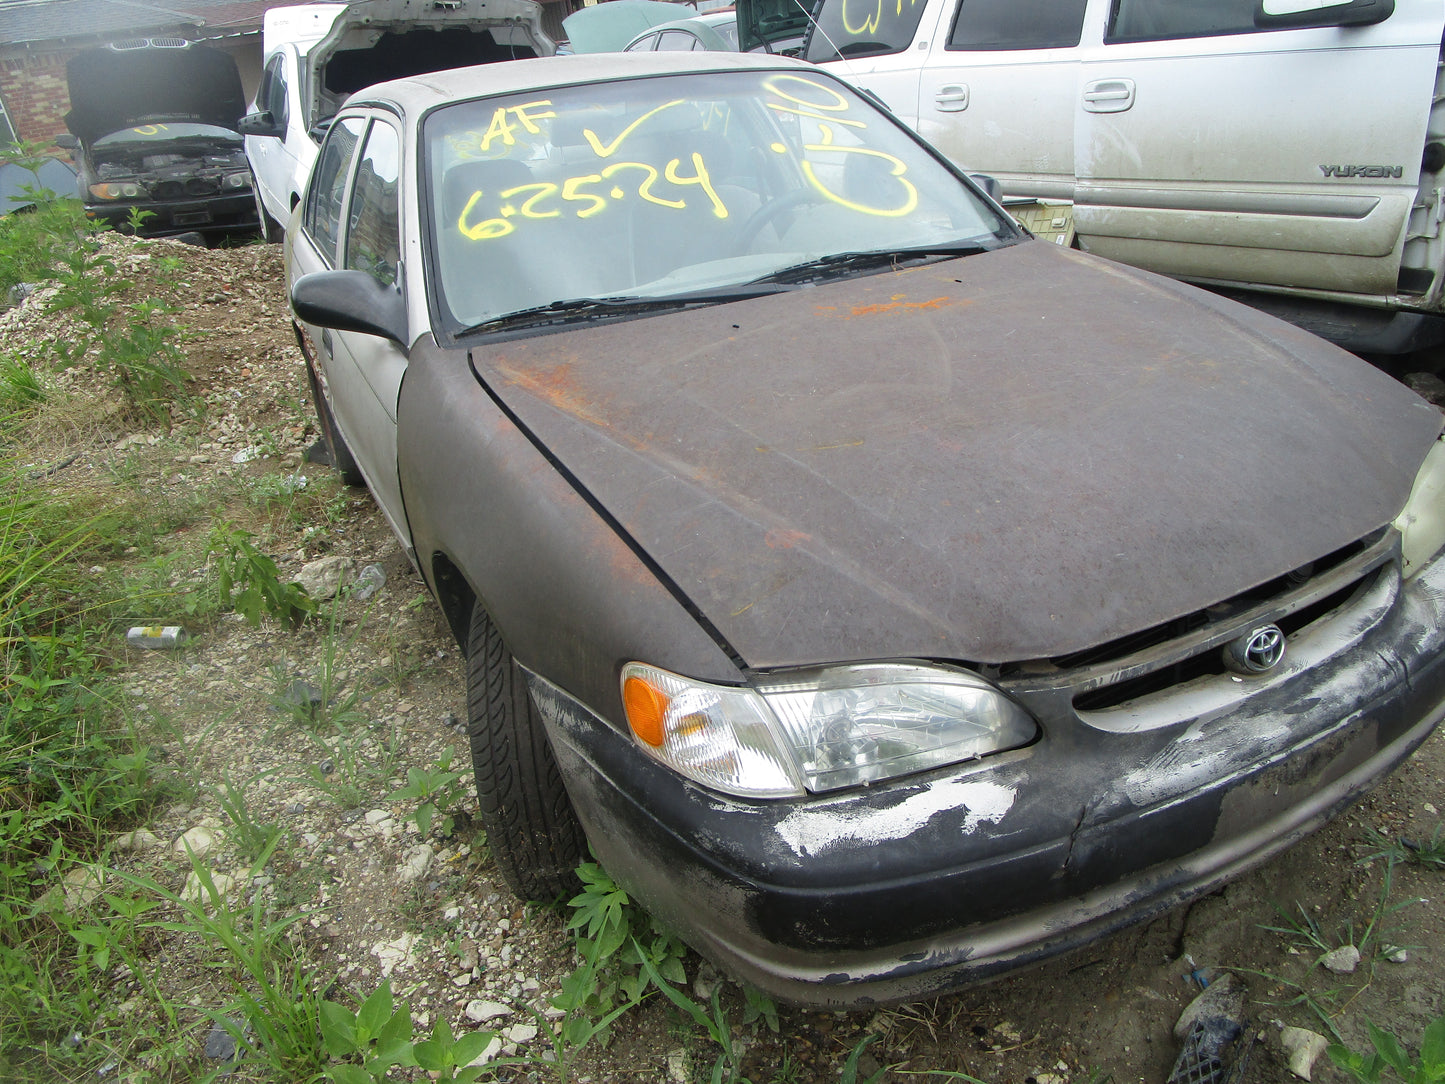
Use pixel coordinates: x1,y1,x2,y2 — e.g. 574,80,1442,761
423,68,1016,335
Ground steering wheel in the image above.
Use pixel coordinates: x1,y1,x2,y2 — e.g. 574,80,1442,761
735,190,821,253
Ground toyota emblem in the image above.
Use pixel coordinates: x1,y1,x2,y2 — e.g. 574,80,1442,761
1223,624,1287,675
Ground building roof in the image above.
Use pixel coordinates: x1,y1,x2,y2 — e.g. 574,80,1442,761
0,0,294,48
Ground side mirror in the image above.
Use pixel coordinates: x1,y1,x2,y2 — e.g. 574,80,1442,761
1256,0,1393,29
238,111,285,139
291,270,409,348
54,133,78,151
969,174,1002,203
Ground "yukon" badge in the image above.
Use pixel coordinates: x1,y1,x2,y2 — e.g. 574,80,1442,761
1320,164,1404,179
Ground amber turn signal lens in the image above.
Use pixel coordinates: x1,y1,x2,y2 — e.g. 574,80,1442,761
623,675,669,747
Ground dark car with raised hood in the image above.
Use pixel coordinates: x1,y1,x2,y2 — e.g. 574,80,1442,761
284,50,1445,1007
60,38,258,238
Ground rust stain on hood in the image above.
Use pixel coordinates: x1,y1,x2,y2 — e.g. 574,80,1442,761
469,241,1442,668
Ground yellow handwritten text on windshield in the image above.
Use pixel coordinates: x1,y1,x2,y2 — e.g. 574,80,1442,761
456,154,726,241
762,75,917,218
131,124,170,136
446,101,556,160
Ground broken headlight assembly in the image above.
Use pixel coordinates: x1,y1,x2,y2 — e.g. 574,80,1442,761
1393,434,1445,579
621,661,1037,798
89,181,144,200
223,171,252,191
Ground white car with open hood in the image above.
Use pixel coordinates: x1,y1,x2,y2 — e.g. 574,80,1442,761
240,0,554,240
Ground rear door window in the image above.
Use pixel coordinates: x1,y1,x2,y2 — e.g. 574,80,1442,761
1107,0,1261,42
948,0,1088,50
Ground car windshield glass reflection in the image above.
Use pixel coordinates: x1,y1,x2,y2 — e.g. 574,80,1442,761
424,70,1014,334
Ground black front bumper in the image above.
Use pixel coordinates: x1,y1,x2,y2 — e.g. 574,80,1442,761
84,190,257,237
530,557,1445,1007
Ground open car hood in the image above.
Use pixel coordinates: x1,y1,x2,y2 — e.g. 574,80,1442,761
735,0,814,53
562,0,691,53
65,40,246,145
473,241,1443,668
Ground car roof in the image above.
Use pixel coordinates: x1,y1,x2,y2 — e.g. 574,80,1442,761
345,50,815,115
627,13,736,49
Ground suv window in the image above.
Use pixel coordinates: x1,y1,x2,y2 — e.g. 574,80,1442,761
1107,0,1261,42
804,0,932,62
304,116,365,264
344,122,401,287
949,0,1087,50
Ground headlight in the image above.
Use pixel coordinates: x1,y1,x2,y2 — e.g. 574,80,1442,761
224,172,252,190
1394,434,1445,579
89,182,142,200
621,661,1037,798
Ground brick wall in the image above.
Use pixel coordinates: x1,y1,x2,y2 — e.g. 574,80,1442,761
0,51,75,149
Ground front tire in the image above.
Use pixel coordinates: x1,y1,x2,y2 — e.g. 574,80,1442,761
253,186,283,243
465,603,585,901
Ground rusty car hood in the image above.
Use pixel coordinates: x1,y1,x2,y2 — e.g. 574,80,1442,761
470,241,1442,667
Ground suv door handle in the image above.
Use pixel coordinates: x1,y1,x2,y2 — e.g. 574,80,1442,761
934,84,969,112
1082,78,1135,113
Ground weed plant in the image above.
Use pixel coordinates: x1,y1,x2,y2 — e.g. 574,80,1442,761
0,458,159,1073
0,143,90,296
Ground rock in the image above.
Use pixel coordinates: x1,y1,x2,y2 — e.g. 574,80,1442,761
174,825,223,859
1320,945,1361,974
275,680,323,715
1281,1026,1329,1080
465,1000,512,1024
1172,973,1245,1041
400,844,435,882
182,870,242,907
364,809,393,826
372,933,418,977
692,961,721,1002
295,555,354,600
203,1021,239,1061
504,1023,538,1044
452,973,473,987
458,939,480,973
464,1035,504,1068
62,866,109,910
1385,946,1409,964
113,828,164,852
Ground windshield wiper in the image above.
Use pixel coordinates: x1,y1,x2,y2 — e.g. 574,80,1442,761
455,285,792,337
748,244,997,287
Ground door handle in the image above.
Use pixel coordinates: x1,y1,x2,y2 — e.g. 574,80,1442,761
1082,78,1135,114
934,84,969,112
321,328,333,355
